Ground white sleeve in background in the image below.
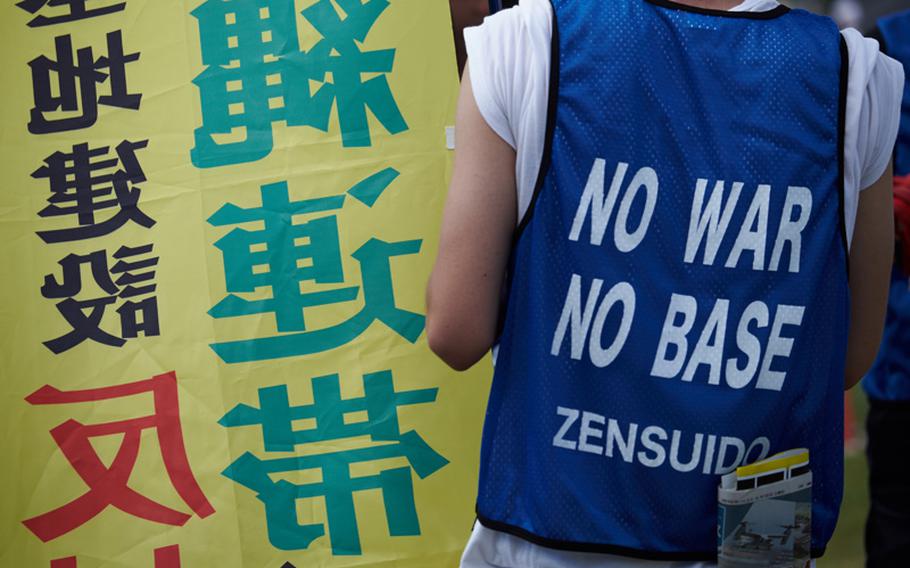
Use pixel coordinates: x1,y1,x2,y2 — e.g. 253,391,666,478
841,28,904,245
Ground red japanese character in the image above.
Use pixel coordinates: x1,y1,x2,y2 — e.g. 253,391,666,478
51,544,181,567
24,372,214,541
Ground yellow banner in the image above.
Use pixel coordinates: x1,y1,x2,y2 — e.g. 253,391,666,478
0,1,490,566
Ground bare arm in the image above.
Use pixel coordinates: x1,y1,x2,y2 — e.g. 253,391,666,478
426,64,517,371
844,163,894,389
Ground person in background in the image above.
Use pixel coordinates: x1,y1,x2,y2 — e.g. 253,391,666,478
428,0,903,566
863,10,910,567
450,0,490,74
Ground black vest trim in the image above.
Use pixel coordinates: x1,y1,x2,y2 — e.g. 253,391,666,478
476,513,828,561
838,35,851,277
513,0,560,241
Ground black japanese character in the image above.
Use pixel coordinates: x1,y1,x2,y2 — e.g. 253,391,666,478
35,140,154,243
17,0,126,27
29,31,141,134
41,244,159,353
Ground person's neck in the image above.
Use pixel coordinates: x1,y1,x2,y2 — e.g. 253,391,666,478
671,0,743,10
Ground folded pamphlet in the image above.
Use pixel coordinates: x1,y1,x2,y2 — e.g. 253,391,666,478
717,449,812,568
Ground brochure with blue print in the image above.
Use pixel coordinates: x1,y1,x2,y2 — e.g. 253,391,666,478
718,449,812,568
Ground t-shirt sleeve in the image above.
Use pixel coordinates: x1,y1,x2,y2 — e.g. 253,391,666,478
842,28,905,191
464,0,553,151
839,28,904,246
463,0,553,223
859,52,903,189
464,11,520,149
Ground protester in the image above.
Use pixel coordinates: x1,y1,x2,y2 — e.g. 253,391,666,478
427,0,904,566
863,10,910,566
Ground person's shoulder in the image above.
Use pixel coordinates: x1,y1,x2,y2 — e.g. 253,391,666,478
466,0,552,40
513,0,553,24
840,26,904,190
463,0,554,150
840,27,904,91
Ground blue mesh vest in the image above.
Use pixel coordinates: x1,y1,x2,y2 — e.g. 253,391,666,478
863,11,910,402
477,0,849,560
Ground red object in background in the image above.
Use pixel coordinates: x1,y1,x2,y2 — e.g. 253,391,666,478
23,372,214,542
844,393,858,451
894,174,910,273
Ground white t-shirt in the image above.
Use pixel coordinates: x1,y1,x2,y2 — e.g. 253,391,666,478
460,1,905,567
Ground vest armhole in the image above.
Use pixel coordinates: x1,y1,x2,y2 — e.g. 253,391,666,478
512,0,561,242
494,1,559,342
838,34,851,279
475,512,717,561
